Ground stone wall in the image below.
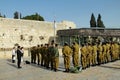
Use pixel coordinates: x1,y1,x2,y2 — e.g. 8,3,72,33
0,18,76,48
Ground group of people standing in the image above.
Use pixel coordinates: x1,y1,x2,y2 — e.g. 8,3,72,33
30,42,59,72
81,41,120,70
12,46,24,68
12,40,120,72
30,41,80,72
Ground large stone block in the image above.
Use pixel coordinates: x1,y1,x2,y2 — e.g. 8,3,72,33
0,18,76,48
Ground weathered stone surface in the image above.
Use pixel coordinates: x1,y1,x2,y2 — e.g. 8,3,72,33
0,18,76,48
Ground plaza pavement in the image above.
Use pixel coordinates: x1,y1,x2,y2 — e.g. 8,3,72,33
0,51,120,80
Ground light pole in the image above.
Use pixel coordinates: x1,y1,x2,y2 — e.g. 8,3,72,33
53,20,56,43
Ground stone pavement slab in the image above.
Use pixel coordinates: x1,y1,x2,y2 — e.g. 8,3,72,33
0,56,120,80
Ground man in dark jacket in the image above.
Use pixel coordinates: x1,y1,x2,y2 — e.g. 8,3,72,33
17,46,22,68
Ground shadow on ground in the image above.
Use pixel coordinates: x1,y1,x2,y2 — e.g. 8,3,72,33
7,63,18,68
99,65,120,69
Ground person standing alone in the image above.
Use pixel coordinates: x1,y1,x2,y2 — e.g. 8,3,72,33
17,46,22,68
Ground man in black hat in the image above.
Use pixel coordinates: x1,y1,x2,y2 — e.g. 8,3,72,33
17,46,22,68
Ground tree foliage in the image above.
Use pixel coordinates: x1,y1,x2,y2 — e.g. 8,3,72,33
14,11,19,19
0,12,6,18
90,13,105,28
97,14,105,28
22,13,44,21
90,13,96,27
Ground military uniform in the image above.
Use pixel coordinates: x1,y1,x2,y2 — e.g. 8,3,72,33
40,44,44,66
102,43,107,63
30,47,36,63
46,44,50,68
106,43,111,62
92,44,97,65
36,45,40,65
97,44,103,64
72,42,80,67
87,44,93,66
111,43,115,61
33,46,37,64
114,43,119,60
53,44,59,71
62,43,72,72
81,45,87,69
49,44,55,70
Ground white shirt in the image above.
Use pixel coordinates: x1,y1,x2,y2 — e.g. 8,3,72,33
12,49,16,55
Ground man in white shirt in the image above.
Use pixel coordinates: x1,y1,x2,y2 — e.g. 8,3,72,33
12,47,16,63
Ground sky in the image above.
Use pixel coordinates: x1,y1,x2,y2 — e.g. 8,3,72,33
0,0,120,28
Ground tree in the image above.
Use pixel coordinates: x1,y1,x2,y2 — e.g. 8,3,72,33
97,14,105,28
14,11,19,19
22,13,44,21
0,13,2,17
3,15,6,18
20,13,22,19
0,13,6,18
90,13,96,27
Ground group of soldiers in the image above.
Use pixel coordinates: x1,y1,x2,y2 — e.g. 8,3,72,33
29,40,120,73
30,41,59,72
30,41,80,72
81,41,120,70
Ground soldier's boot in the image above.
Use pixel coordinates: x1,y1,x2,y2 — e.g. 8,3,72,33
67,68,70,72
54,68,58,72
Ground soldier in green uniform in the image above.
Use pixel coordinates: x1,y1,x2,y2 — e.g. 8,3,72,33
30,47,34,63
43,44,48,67
36,45,40,65
46,44,50,69
40,44,44,66
49,43,55,70
62,42,72,72
53,43,59,72
71,42,80,67
33,46,37,64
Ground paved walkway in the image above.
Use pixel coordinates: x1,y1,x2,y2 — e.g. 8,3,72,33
0,55,120,80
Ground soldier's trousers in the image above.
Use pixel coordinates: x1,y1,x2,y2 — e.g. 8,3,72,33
41,54,45,65
53,57,59,69
31,53,34,63
64,56,70,69
46,55,50,68
87,54,92,66
86,54,90,67
73,54,79,67
81,55,87,69
103,52,107,63
37,53,40,65
92,53,97,65
111,51,116,61
106,52,111,62
50,57,54,69
98,52,103,64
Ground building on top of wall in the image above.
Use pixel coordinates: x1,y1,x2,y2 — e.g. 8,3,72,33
57,27,120,46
